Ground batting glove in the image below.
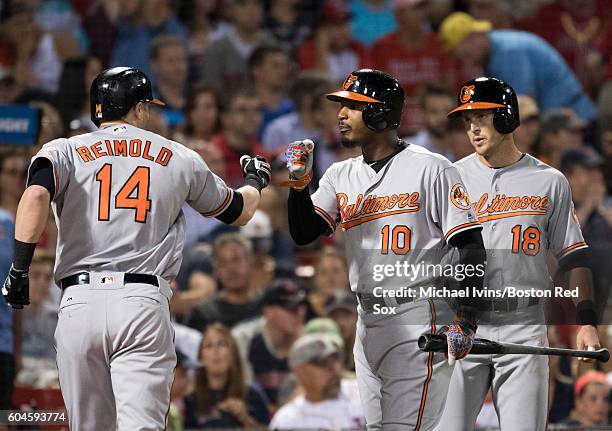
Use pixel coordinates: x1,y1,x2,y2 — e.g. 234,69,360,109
438,319,477,365
240,155,272,191
2,265,30,309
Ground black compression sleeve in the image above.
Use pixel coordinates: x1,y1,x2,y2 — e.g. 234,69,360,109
288,187,331,245
215,191,244,224
27,158,55,198
449,228,487,320
558,248,590,272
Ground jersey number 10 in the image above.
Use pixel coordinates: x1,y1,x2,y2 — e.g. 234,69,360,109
381,225,412,255
96,164,152,223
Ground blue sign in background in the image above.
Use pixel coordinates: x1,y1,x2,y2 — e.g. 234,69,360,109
0,105,41,145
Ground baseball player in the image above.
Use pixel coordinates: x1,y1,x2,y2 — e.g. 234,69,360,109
439,77,601,431
285,69,487,430
1,67,272,430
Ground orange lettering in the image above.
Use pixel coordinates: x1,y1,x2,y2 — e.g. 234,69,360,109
104,140,114,156
76,146,95,162
387,194,398,209
142,140,154,161
129,139,142,157
91,141,107,158
114,140,127,156
155,147,172,166
337,193,348,221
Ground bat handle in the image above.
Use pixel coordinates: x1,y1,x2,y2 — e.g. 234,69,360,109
418,334,447,353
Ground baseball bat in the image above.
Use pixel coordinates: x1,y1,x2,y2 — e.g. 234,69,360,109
418,334,610,362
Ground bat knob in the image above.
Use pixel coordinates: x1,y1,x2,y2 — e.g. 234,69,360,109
600,348,610,363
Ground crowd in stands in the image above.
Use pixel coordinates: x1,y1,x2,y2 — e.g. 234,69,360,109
0,0,612,429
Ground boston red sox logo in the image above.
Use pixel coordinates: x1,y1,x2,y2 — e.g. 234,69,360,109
460,85,475,103
343,74,358,90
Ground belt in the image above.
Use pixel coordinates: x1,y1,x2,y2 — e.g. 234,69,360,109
473,296,539,313
357,292,414,313
60,272,159,289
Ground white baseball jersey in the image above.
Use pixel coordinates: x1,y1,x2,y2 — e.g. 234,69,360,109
29,123,232,283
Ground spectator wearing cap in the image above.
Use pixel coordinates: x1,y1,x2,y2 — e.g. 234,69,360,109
263,0,314,57
349,0,397,47
167,349,201,431
325,291,358,371
186,233,262,331
439,12,598,122
296,0,369,84
186,323,270,428
269,333,365,430
309,246,350,317
371,0,456,136
561,371,610,426
514,95,540,154
232,278,308,407
537,109,586,168
240,210,275,294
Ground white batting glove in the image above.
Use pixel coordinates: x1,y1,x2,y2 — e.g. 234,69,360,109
285,139,315,180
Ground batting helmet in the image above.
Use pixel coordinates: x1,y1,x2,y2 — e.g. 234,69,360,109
447,77,520,134
326,69,404,132
90,67,165,127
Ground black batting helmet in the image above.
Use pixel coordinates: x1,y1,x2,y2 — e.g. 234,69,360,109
326,69,404,132
447,77,519,134
90,67,165,127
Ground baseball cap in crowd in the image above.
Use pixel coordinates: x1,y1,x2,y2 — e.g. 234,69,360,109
261,278,307,308
240,209,272,251
539,109,586,136
289,333,341,369
176,349,202,370
324,290,358,315
560,147,604,173
439,12,492,52
304,318,344,347
391,0,427,9
574,371,609,398
517,95,539,122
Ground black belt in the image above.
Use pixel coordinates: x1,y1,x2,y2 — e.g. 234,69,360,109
357,292,414,312
60,272,158,289
473,296,539,313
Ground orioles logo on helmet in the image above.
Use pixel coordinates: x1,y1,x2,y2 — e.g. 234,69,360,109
343,74,358,90
459,85,475,103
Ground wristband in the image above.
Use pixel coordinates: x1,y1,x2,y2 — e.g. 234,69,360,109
13,239,37,271
576,300,598,326
244,174,263,193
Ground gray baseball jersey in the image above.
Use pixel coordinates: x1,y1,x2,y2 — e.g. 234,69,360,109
440,153,587,431
29,123,233,430
311,143,481,430
31,123,232,283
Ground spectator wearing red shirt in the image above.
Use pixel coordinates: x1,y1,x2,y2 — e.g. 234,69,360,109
212,88,271,187
370,0,455,135
297,0,369,84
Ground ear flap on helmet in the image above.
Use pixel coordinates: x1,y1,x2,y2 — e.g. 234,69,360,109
363,104,392,132
493,106,520,134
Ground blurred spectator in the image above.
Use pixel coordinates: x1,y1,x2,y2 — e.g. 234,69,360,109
55,56,102,133
426,0,454,31
269,333,365,429
263,0,313,56
514,95,541,154
240,209,275,294
167,349,201,431
150,35,189,129
34,0,89,51
371,0,455,136
308,246,349,317
467,0,514,29
186,323,270,428
176,0,232,82
538,109,585,168
28,101,64,154
561,371,610,426
349,0,397,47
0,206,15,412
186,233,262,331
0,150,28,216
600,121,612,193
172,243,217,319
248,45,294,139
324,291,358,371
212,87,270,187
296,0,369,84
439,12,598,122
199,0,275,94
15,250,58,388
262,73,338,182
519,0,610,95
176,86,222,148
232,279,307,406
0,66,22,104
0,1,80,94
404,84,456,160
110,0,188,79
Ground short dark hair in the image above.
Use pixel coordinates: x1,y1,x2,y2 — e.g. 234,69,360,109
247,44,286,71
418,84,454,108
289,72,334,111
149,35,186,61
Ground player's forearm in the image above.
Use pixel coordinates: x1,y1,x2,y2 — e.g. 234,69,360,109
288,187,329,245
232,185,261,226
14,185,51,243
568,266,598,327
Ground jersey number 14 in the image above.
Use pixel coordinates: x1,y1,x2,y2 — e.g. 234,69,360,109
96,164,152,223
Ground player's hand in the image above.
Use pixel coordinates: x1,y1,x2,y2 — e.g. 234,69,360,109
576,325,601,362
240,155,272,191
2,265,30,309
285,140,315,188
438,319,477,366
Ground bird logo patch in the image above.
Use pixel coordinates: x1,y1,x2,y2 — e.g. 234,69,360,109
460,85,475,103
343,74,358,90
450,184,471,209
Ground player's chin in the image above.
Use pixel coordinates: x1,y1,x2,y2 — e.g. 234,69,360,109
340,136,359,148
